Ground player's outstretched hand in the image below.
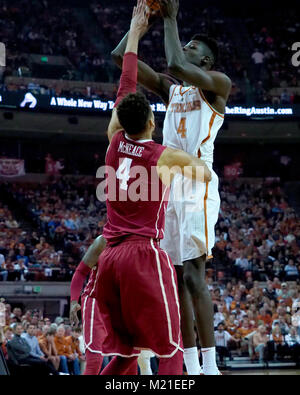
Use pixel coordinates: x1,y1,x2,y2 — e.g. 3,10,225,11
130,0,150,38
158,0,179,19
70,300,81,327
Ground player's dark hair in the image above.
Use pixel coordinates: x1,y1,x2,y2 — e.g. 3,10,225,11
117,92,151,136
191,34,219,65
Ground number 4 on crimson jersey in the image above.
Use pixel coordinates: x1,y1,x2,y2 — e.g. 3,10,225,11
102,131,170,242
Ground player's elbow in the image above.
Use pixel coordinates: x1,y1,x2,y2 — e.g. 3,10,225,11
95,235,106,253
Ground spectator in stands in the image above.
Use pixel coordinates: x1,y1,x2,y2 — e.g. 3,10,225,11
54,324,78,374
284,259,299,281
38,327,61,372
21,324,46,360
231,303,247,322
214,305,227,330
251,49,264,77
5,215,19,229
214,323,235,365
7,323,58,375
237,318,256,355
268,325,288,361
252,325,269,362
263,281,277,302
285,327,300,364
272,315,290,336
225,314,239,336
65,327,84,375
0,253,8,281
235,252,250,279
12,308,22,322
257,307,273,330
1,326,13,360
280,90,291,105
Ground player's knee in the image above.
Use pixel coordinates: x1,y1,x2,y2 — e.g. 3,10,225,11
183,271,205,296
184,270,208,297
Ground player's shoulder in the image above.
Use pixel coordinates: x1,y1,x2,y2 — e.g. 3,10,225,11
208,70,232,88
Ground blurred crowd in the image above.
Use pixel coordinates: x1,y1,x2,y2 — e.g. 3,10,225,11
1,178,299,284
248,11,300,104
0,202,74,282
211,278,300,365
0,304,86,375
1,278,299,376
0,177,299,372
0,0,298,106
0,178,106,282
213,180,299,282
0,0,110,83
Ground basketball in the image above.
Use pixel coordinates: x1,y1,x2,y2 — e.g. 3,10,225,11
146,0,161,11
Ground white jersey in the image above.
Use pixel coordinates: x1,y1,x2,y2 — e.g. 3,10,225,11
161,84,224,263
162,85,224,165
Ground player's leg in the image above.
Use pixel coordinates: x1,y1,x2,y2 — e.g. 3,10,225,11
100,356,138,375
82,296,105,375
157,349,183,375
183,255,219,375
84,350,103,375
138,350,153,375
161,200,193,374
175,265,202,375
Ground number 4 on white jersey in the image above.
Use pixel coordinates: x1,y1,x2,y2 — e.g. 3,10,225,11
116,158,133,191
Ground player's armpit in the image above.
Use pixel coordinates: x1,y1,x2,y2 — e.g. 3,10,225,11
157,147,212,186
136,62,172,103
107,108,123,143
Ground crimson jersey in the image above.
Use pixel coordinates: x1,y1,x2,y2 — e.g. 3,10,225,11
102,131,169,242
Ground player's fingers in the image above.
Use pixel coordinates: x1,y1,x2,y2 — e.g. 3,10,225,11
141,0,147,15
137,0,143,13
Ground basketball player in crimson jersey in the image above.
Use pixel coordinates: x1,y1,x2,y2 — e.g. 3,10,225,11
88,0,211,376
70,235,155,375
112,0,232,375
70,236,107,375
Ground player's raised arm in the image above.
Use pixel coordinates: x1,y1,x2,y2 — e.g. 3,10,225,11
159,0,231,100
111,15,172,104
157,147,212,186
107,0,151,142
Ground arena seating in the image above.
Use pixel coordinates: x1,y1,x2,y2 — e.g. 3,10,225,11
1,0,299,105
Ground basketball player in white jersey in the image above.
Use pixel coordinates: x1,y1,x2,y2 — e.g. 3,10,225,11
111,0,231,375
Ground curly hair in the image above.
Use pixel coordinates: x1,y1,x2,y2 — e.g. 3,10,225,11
116,92,151,136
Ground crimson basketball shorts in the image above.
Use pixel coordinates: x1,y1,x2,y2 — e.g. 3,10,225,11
81,294,107,354
93,235,182,358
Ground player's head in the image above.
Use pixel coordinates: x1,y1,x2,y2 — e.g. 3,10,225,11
117,92,155,138
183,34,219,70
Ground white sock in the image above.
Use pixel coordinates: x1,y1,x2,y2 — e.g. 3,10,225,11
184,347,201,375
201,347,219,375
138,351,153,375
